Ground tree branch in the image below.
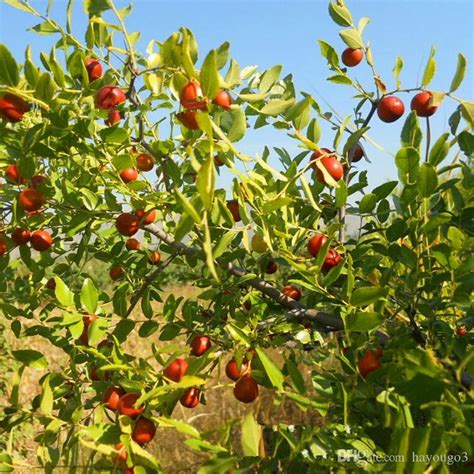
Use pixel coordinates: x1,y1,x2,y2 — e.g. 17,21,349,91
144,223,344,330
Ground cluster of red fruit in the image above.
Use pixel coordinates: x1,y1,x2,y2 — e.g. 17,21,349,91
125,235,161,265
102,387,156,472
164,337,260,405
85,57,125,126
4,164,47,213
0,166,52,256
0,93,30,122
376,91,438,123
118,152,155,185
307,233,342,273
177,80,232,130
108,209,160,277
340,48,439,123
0,227,52,256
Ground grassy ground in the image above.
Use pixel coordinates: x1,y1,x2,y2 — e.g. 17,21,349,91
0,284,324,473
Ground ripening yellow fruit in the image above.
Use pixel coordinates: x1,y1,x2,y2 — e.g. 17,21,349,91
251,234,268,253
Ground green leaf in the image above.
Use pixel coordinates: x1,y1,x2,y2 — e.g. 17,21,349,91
346,312,384,332
226,323,252,346
359,193,377,213
447,226,465,250
351,287,388,307
49,47,65,87
24,47,40,87
428,133,450,166
99,127,129,144
215,41,230,70
300,174,321,211
54,277,74,307
35,72,56,103
317,40,340,69
19,154,35,179
213,231,236,259
175,189,200,224
238,93,266,103
144,72,164,95
31,21,59,35
395,147,420,185
88,318,108,346
141,288,153,319
358,17,371,35
241,412,262,457
84,0,111,17
386,219,407,242
3,0,33,13
40,375,53,416
157,417,201,438
224,59,241,88
112,154,134,170
199,49,219,99
262,196,293,213
202,214,218,280
260,99,295,116
259,65,282,93
393,56,403,89
12,350,48,369
226,107,247,142
417,163,438,198
81,278,98,314
461,101,474,128
196,110,213,136
327,74,353,86
0,43,19,86
285,357,306,394
139,321,159,338
286,96,313,130
449,53,467,92
376,199,390,223
400,111,422,150
0,452,13,473
256,347,284,391
328,1,353,27
307,118,321,144
255,154,288,181
335,180,347,207
339,29,364,49
372,181,398,200
197,154,215,210
284,392,329,415
457,131,474,156
421,47,436,86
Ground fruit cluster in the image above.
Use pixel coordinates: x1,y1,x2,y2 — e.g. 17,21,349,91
177,80,232,130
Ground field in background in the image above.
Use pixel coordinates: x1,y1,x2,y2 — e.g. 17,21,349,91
0,283,325,473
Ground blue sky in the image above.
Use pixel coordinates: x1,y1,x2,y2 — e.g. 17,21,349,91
0,0,473,190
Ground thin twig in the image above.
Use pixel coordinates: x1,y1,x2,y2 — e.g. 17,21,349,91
125,254,178,317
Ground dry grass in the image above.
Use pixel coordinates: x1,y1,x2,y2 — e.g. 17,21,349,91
1,284,324,473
